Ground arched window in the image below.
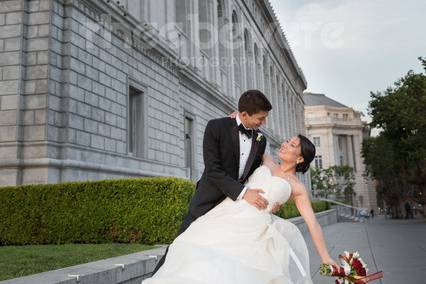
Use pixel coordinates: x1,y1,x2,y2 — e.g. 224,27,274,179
263,54,272,130
198,0,213,54
276,75,284,136
282,83,288,137
175,0,191,61
286,88,292,136
254,43,261,89
176,0,190,34
269,65,276,132
199,0,214,80
244,29,253,89
232,10,242,95
217,0,228,94
148,0,166,36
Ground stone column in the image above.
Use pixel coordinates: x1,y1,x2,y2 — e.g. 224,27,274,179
0,0,26,185
0,0,54,185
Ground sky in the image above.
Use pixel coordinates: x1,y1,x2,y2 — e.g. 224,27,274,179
269,0,426,122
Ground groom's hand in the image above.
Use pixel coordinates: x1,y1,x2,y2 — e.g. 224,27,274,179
271,202,282,214
228,111,238,118
243,189,268,210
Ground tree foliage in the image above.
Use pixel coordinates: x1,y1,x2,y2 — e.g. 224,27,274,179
311,166,355,205
362,57,426,217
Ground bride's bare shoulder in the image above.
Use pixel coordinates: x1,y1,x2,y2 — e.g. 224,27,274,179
262,154,277,170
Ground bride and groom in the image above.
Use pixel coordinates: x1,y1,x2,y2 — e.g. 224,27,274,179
143,90,337,284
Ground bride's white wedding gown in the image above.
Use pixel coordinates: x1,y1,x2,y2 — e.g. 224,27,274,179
143,165,313,284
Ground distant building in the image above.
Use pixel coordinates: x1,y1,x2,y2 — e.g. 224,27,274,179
304,92,377,210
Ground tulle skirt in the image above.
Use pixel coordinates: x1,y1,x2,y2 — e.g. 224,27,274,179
142,198,313,284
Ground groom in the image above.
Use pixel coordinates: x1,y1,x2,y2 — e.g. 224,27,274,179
153,90,273,273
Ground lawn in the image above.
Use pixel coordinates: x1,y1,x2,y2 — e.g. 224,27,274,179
0,243,154,281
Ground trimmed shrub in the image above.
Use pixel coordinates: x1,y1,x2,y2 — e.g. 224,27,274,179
0,178,329,245
277,200,330,219
0,177,194,245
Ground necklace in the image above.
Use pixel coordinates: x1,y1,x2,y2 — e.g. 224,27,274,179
281,174,296,182
273,167,296,182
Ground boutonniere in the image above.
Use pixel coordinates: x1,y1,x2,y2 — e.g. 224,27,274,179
256,132,264,142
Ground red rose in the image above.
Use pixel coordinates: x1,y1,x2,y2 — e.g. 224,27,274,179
352,259,365,275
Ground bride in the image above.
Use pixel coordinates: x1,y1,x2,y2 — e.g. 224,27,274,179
143,135,337,284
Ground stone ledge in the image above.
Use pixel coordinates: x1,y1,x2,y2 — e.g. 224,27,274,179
0,247,166,284
0,209,338,284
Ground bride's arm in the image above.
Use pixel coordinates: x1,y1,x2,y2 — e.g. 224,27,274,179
292,183,338,267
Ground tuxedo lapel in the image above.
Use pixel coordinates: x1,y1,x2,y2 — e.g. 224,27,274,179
231,122,240,171
240,136,259,182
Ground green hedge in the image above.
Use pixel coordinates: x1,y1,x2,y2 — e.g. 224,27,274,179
276,200,330,219
0,178,194,246
0,178,329,246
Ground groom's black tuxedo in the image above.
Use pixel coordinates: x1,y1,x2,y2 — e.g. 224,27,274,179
153,117,267,274
179,117,267,233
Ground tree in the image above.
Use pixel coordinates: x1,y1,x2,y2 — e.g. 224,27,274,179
363,57,426,217
311,166,355,205
311,167,337,199
330,165,356,205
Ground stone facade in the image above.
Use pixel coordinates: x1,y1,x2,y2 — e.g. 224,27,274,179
0,0,307,186
304,93,377,211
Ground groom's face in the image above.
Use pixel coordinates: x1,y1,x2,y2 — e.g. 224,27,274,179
242,111,269,129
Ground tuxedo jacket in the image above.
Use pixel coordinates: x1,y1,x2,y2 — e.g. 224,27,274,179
179,117,267,233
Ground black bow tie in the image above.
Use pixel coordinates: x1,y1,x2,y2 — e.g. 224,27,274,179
238,123,254,139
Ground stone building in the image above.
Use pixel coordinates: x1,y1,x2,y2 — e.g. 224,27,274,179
0,0,307,186
304,92,377,210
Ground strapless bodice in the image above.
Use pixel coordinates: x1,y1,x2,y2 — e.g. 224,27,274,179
245,165,292,212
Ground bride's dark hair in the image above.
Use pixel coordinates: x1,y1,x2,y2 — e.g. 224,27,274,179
296,134,316,174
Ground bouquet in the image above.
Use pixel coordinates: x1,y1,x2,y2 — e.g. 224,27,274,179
320,251,383,284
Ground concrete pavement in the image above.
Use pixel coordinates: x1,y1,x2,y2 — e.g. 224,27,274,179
306,216,426,284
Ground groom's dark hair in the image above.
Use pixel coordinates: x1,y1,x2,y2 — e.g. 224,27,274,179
238,90,272,115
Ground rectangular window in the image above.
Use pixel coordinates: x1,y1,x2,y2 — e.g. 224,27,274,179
314,155,323,169
184,115,194,179
313,137,321,147
343,113,349,120
128,86,144,157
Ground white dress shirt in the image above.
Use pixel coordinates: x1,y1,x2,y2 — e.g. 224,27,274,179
235,114,253,200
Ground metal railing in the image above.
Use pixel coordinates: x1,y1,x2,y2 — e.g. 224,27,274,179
305,116,362,126
316,198,369,222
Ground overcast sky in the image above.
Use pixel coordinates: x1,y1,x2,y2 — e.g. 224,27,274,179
269,0,426,122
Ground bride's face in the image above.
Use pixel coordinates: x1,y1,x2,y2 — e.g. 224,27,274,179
278,137,303,164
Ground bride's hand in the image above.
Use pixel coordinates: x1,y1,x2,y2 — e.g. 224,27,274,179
322,257,339,268
228,111,238,118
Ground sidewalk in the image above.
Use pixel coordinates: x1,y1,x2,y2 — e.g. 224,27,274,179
306,216,426,284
